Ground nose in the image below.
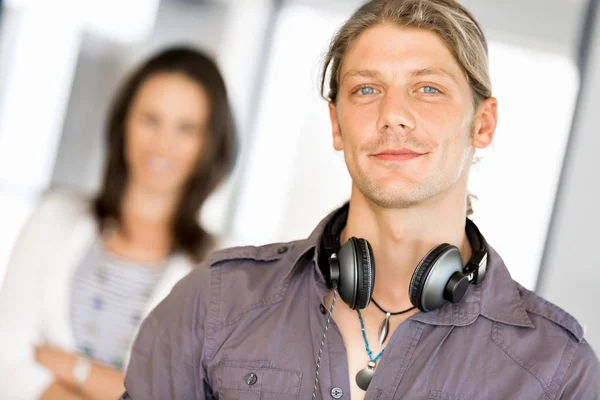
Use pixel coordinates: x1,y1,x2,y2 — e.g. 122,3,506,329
376,90,416,134
151,122,178,149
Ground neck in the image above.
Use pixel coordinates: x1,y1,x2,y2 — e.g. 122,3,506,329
118,183,180,240
340,183,472,311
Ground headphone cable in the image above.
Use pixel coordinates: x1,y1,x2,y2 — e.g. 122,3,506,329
312,289,337,400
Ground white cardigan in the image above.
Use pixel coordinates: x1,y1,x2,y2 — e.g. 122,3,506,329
0,191,194,400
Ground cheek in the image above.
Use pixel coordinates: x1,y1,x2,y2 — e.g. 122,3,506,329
348,104,379,132
420,104,469,141
339,100,377,127
124,124,148,165
415,98,467,126
435,125,473,172
176,136,205,172
339,109,377,152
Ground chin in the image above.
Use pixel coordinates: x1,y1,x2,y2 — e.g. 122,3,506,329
138,178,182,196
363,160,429,183
358,177,434,209
370,172,427,192
373,186,425,207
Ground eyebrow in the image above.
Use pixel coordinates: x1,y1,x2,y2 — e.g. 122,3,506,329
341,69,381,82
409,67,459,84
341,67,460,84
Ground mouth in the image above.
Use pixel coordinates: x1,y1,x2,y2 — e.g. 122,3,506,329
372,148,425,162
146,157,175,173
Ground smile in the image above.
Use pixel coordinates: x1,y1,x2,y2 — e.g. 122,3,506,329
372,148,425,162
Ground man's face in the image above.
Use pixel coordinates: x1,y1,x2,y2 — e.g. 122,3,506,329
330,24,495,209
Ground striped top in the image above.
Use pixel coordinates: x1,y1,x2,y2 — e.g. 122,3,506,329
70,239,167,370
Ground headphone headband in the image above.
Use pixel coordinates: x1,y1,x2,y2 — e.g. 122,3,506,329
464,218,488,284
320,206,488,285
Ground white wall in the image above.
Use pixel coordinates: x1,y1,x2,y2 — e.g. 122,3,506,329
538,2,600,355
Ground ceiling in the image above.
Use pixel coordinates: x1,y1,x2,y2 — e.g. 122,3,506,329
166,0,593,59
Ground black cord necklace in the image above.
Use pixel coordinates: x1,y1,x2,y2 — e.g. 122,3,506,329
371,298,416,346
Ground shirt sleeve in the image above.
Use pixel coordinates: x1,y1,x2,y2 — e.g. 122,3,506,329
124,264,213,400
0,193,64,400
558,339,600,399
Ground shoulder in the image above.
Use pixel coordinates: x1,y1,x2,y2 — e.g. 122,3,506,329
163,240,311,329
204,241,305,296
12,188,93,250
196,239,306,291
517,284,584,342
519,285,599,378
33,188,92,222
491,283,599,397
206,241,297,268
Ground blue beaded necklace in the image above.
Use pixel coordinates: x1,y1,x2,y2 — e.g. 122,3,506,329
357,309,385,363
355,309,384,390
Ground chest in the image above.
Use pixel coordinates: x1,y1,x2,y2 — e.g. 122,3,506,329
103,229,171,263
344,333,375,400
334,306,409,400
205,303,550,400
70,243,166,368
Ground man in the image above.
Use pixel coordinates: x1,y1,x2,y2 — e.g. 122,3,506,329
122,0,600,399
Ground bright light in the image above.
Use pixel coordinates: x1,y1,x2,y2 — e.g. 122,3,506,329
468,42,579,289
82,0,161,44
0,5,81,190
6,0,160,43
230,6,351,246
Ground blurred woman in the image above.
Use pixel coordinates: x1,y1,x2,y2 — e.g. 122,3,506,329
0,46,235,400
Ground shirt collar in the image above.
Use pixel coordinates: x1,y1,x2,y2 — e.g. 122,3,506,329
288,205,535,330
410,244,534,329
283,206,342,291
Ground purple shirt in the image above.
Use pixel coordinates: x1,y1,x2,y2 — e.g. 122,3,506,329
124,209,600,399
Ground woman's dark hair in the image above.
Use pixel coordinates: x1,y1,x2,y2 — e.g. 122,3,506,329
93,46,236,262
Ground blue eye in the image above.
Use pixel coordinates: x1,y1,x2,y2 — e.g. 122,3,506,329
421,86,439,94
359,86,376,95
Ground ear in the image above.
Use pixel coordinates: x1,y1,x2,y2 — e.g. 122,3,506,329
471,97,498,149
329,102,344,151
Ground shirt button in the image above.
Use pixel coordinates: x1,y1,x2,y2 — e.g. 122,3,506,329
277,246,288,254
331,387,343,398
244,373,258,386
319,304,327,314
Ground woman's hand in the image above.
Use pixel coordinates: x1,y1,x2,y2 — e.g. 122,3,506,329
34,345,78,385
39,382,90,400
35,345,126,400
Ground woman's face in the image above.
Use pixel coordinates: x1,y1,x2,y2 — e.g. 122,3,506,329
125,72,210,196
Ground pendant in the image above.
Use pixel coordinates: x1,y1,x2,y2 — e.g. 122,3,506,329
355,361,377,391
378,312,391,346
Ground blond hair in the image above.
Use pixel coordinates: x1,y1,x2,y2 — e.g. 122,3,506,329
321,0,492,107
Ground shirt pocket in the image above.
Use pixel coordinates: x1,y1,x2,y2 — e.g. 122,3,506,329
214,360,302,400
428,390,471,400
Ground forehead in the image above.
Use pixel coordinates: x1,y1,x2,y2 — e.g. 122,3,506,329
135,73,210,113
340,24,467,85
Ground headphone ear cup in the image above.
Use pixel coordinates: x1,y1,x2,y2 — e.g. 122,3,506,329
409,244,458,312
354,238,375,310
336,237,375,310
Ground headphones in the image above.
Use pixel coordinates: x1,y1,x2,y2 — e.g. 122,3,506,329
320,205,488,312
